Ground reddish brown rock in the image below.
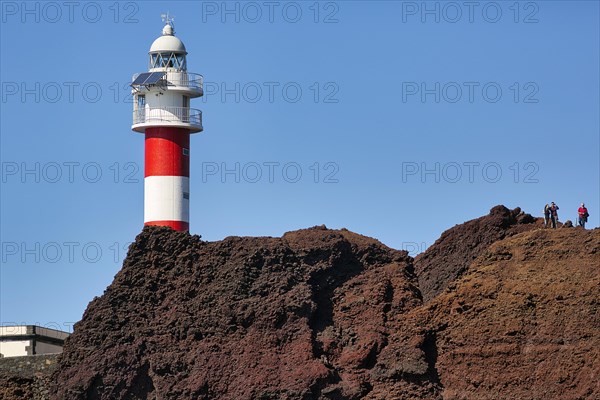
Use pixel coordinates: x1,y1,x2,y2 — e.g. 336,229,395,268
409,228,600,399
38,208,600,399
414,205,539,302
50,226,437,400
0,375,33,400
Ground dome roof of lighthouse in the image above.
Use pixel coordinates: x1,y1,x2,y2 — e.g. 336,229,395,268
149,23,187,54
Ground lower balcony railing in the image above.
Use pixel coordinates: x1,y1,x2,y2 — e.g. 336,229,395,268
133,107,202,128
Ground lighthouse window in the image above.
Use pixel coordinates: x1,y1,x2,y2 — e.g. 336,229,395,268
160,53,175,68
150,54,159,69
137,95,145,108
150,53,166,68
176,54,187,70
149,53,187,70
183,148,189,156
183,192,190,200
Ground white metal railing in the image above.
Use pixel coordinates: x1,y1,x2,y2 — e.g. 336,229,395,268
131,72,203,92
133,107,202,128
166,72,203,91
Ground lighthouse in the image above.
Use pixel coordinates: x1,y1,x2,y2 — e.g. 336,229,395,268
131,17,203,232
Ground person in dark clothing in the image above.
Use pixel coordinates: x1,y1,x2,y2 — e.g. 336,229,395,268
544,204,551,228
550,202,559,229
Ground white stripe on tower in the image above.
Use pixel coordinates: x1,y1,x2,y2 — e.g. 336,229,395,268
144,176,190,223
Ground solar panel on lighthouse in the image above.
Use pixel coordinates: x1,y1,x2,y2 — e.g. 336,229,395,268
132,73,151,85
131,72,165,86
144,72,166,84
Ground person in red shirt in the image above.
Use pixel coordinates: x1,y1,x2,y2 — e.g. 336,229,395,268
578,203,589,228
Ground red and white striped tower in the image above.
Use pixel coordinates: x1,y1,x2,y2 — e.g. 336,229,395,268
131,17,203,231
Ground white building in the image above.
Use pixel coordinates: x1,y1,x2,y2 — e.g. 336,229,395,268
0,325,70,358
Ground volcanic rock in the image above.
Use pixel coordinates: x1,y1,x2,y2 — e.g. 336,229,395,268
414,205,539,302
11,206,596,399
405,227,600,399
50,226,438,399
0,375,33,399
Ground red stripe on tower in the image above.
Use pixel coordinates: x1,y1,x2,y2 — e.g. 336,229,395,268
130,17,204,232
145,128,190,177
145,220,190,231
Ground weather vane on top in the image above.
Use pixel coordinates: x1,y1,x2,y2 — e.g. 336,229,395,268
161,12,175,27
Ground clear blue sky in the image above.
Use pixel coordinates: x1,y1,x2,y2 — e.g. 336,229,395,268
1,1,598,331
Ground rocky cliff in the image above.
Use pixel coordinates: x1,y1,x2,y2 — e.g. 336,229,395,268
400,227,600,399
6,206,597,399
414,205,539,302
50,226,435,399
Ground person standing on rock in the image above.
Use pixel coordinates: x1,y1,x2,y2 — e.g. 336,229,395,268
544,204,551,228
578,203,589,228
550,202,559,228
